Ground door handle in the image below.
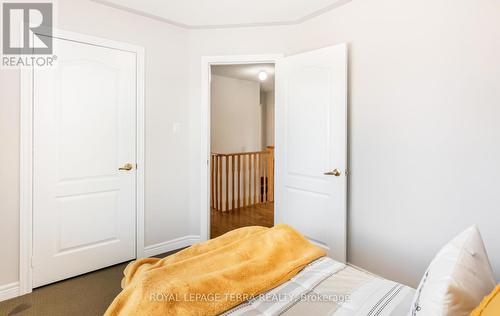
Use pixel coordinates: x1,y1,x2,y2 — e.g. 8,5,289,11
119,163,134,171
324,169,341,176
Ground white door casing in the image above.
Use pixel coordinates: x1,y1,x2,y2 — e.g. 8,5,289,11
199,54,284,241
20,30,145,292
275,44,348,262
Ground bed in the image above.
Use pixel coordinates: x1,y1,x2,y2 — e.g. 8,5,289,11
223,257,415,316
105,225,496,316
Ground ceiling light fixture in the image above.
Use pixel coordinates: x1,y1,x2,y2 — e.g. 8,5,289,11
258,71,268,81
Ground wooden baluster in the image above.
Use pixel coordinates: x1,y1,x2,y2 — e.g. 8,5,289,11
214,155,216,211
211,155,214,209
214,155,218,208
212,155,219,210
263,152,267,203
216,155,219,208
266,152,270,202
267,148,274,202
221,156,225,211
231,155,235,211
248,154,252,207
260,153,264,203
248,154,251,206
229,157,231,210
243,154,247,208
252,154,256,206
237,155,241,209
258,153,262,204
218,155,222,211
224,156,228,211
261,153,264,203
210,155,212,209
256,153,259,204
262,153,269,202
253,153,255,204
249,154,252,206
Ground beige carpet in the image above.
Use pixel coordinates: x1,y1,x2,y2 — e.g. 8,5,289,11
0,250,181,316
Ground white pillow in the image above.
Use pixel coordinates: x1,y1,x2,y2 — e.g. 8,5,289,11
410,226,496,316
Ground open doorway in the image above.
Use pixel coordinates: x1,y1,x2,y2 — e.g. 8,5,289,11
202,45,346,260
209,63,275,238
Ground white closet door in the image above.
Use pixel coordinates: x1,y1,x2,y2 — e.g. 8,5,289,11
276,44,347,262
33,36,137,287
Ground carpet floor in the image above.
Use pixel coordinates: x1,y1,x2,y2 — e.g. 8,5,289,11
0,250,181,316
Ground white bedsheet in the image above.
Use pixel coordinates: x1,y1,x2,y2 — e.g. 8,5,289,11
223,257,414,316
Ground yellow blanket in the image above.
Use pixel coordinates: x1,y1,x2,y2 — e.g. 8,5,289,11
104,224,325,316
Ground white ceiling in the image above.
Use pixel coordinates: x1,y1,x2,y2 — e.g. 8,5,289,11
212,64,275,92
93,0,350,29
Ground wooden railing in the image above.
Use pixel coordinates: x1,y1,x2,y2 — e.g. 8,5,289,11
211,147,274,212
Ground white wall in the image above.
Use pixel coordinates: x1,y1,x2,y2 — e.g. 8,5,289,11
188,0,500,287
211,75,262,153
0,0,191,288
265,91,275,147
0,70,21,286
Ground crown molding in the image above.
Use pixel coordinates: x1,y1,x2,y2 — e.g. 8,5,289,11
91,0,352,30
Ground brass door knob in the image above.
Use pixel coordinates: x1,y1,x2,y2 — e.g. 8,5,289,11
324,169,341,176
119,163,133,171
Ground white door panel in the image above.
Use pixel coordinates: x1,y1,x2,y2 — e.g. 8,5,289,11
276,44,347,262
33,37,137,287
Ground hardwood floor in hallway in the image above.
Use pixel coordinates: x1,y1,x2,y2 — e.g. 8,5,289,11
210,202,274,238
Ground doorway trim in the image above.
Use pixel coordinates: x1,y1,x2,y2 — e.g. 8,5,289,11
19,29,145,296
200,54,283,241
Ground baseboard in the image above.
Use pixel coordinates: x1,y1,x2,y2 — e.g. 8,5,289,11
144,235,201,258
0,282,20,302
0,237,200,302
